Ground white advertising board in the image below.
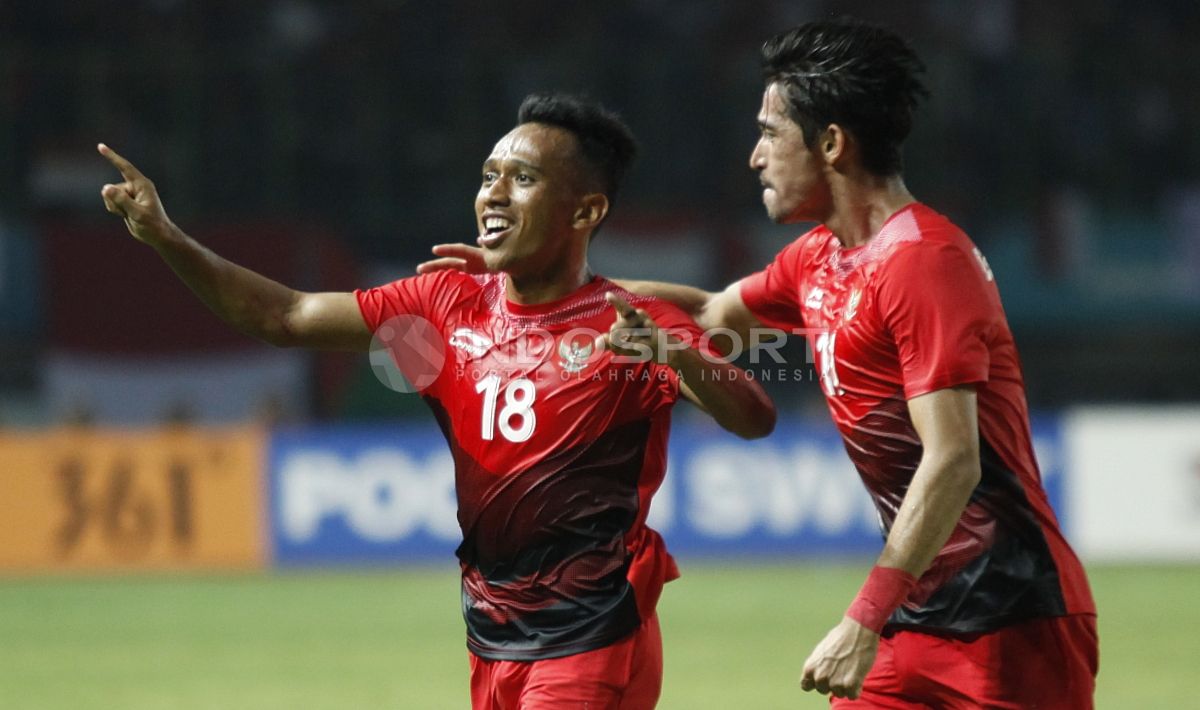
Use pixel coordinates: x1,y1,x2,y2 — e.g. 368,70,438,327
1066,407,1200,561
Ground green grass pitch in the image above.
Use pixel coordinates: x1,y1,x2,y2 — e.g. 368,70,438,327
0,563,1194,708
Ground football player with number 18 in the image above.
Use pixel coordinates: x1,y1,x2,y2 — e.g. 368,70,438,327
99,94,776,709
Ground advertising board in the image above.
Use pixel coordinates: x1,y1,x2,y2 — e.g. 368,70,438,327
0,428,266,572
269,418,1065,564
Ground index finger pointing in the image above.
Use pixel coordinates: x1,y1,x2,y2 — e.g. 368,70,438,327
97,143,146,181
604,292,638,319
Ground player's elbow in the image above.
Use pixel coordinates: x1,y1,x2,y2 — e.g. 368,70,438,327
733,399,777,440
752,402,778,439
259,292,313,348
933,445,981,490
260,328,298,349
256,311,303,348
695,288,733,332
959,457,982,489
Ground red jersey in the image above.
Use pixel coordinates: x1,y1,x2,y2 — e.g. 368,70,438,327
741,203,1095,634
356,272,695,660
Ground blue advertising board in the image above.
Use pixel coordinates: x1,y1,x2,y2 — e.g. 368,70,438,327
654,420,882,557
267,417,1065,566
268,424,460,565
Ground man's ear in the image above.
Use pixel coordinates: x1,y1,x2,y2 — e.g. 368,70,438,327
820,124,848,166
573,193,610,232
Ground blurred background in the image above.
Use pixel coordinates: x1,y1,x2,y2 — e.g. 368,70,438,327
1,1,1198,708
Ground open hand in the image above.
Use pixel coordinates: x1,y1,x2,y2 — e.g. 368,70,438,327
416,243,489,275
98,144,173,245
800,616,880,700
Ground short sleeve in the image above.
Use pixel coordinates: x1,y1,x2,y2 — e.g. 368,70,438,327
354,270,474,333
876,242,997,399
738,238,806,331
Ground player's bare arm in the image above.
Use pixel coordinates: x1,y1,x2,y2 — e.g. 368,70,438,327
610,281,763,358
619,280,760,336
417,245,764,356
601,292,775,439
800,386,981,699
879,386,982,575
98,144,371,351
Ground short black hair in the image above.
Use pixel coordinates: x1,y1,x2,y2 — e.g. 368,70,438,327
516,93,638,206
761,18,928,176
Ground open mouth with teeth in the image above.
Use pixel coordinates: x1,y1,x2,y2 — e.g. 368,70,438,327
479,216,514,247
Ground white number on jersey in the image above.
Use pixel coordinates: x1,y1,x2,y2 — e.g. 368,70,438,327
815,331,844,397
475,375,537,443
973,247,995,282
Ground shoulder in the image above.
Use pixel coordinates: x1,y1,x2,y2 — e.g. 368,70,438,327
875,205,980,279
779,224,836,269
421,270,496,293
355,271,495,327
870,207,999,323
371,270,493,298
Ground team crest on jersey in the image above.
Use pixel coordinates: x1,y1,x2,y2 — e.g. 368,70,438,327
805,287,825,310
558,335,595,373
449,328,493,358
844,289,862,321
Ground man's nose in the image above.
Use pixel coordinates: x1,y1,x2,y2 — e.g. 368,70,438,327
483,178,510,205
749,140,766,171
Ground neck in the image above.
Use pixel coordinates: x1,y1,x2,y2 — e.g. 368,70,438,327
823,172,915,249
505,257,593,305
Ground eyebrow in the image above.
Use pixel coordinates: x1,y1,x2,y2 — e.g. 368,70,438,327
482,157,544,173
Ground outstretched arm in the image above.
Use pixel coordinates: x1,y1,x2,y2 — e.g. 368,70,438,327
617,280,762,353
98,144,370,351
800,386,981,699
601,293,776,439
419,244,763,352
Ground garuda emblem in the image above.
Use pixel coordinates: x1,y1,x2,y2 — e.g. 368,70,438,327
558,336,595,373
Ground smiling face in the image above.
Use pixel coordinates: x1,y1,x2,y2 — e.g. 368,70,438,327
474,123,594,280
749,82,832,224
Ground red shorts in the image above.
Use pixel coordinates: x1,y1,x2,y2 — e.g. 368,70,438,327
468,614,663,710
832,614,1098,709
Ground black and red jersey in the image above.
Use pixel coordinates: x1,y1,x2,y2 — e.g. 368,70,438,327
356,272,700,660
741,203,1095,634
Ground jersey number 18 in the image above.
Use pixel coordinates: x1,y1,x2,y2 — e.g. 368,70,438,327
475,374,537,442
